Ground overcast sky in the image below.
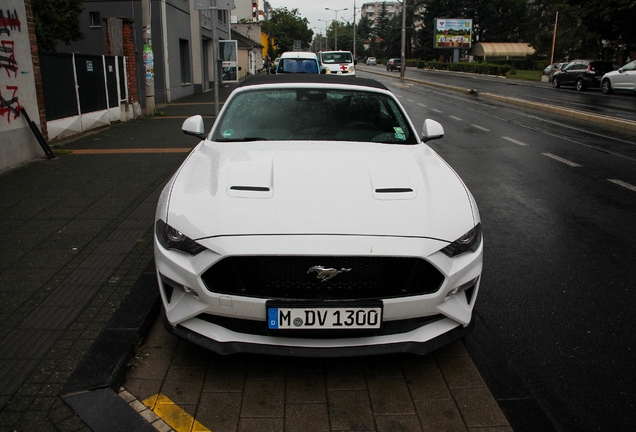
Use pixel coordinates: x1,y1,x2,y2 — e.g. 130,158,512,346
270,0,359,31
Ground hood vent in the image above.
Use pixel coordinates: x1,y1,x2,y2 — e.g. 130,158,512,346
227,184,273,198
230,186,271,192
375,188,413,194
372,186,416,200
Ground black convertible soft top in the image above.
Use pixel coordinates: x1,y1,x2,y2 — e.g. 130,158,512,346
238,74,389,91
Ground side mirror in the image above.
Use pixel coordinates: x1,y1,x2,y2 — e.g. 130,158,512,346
182,115,207,139
421,119,444,142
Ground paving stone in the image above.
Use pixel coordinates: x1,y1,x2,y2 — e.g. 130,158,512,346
437,355,486,389
238,417,284,432
375,414,423,432
246,355,286,381
203,358,247,392
363,354,405,380
241,380,285,417
367,378,416,415
169,340,213,369
285,368,326,404
452,387,510,428
414,399,468,432
162,367,206,406
285,403,329,432
404,366,452,401
325,358,366,390
327,390,375,431
196,392,242,432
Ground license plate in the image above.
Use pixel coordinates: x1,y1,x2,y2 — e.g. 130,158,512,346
267,303,382,330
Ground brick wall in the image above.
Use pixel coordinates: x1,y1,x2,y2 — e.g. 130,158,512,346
104,19,138,104
24,0,48,140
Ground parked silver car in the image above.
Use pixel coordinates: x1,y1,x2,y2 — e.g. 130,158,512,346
601,60,636,94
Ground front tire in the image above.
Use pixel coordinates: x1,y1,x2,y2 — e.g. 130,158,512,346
601,79,613,94
576,78,586,91
552,77,560,88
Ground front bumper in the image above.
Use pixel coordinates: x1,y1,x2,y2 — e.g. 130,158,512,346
161,306,475,357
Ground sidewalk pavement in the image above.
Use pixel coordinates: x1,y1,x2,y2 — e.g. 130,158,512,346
0,83,238,431
0,74,534,432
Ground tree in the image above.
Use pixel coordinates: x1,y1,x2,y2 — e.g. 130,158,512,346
262,7,313,54
356,16,373,41
32,0,84,51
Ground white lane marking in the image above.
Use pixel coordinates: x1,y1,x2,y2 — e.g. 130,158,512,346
408,99,415,102
542,153,582,167
449,115,463,121
502,136,528,146
417,103,427,107
431,108,443,113
608,179,636,192
471,124,490,132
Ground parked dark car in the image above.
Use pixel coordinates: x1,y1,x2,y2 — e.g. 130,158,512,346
386,58,401,71
544,62,568,82
552,60,614,91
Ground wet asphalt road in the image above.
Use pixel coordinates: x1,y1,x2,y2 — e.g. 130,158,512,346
362,69,636,432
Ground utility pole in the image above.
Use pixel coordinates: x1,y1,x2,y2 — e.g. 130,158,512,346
400,0,406,77
325,7,348,50
142,0,155,114
353,1,356,61
550,11,559,65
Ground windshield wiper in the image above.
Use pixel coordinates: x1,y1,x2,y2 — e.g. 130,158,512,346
216,137,267,142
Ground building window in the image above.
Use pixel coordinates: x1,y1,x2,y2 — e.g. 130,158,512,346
90,12,101,28
179,39,191,84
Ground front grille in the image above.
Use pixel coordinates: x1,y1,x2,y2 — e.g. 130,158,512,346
201,256,444,300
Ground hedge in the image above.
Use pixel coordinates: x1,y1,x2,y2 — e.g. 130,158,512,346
423,61,512,76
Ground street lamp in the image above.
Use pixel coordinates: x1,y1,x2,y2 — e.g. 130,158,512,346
325,7,348,50
317,19,333,50
312,27,322,52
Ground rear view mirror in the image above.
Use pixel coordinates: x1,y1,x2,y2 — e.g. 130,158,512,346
421,119,444,142
182,115,207,139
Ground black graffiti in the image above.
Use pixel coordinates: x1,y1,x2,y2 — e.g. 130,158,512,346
0,9,21,36
0,40,17,76
1,86,21,122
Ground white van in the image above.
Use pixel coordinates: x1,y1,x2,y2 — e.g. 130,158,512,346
274,51,321,74
319,51,356,76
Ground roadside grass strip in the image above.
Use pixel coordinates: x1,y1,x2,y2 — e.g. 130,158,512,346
542,153,582,167
608,179,636,192
502,136,529,146
143,394,210,432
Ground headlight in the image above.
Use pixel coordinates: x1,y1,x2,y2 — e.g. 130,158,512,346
156,219,206,255
441,223,482,257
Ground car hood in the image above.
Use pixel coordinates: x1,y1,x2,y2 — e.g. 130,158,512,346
164,141,476,242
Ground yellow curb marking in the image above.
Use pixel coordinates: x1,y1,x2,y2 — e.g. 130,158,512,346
143,394,210,432
69,148,193,154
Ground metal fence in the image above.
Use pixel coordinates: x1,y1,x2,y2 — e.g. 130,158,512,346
39,52,127,122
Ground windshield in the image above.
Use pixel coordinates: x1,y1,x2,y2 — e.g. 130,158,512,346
213,88,417,144
321,52,353,64
277,58,318,74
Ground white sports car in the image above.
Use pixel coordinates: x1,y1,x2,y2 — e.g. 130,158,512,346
154,75,482,357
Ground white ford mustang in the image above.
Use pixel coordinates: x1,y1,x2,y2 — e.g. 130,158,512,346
154,75,482,357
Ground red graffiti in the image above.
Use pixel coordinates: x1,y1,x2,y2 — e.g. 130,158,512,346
0,85,21,123
0,9,21,36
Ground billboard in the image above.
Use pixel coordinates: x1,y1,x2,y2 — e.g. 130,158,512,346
434,19,472,49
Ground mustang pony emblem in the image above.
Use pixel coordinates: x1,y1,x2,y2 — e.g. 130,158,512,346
307,266,351,282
